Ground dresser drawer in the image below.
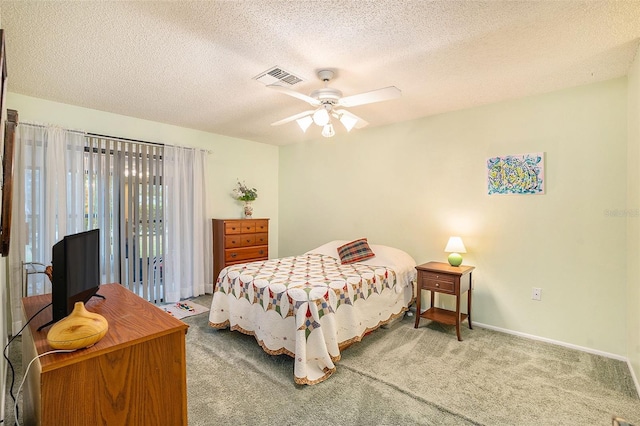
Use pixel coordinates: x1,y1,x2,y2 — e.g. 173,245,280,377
224,221,249,234
224,219,268,235
225,233,268,248
254,220,269,233
420,272,455,294
225,234,256,248
227,221,255,234
225,246,268,262
254,233,268,245
214,218,271,284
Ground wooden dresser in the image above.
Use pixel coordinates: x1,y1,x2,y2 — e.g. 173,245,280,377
21,283,188,426
212,218,269,280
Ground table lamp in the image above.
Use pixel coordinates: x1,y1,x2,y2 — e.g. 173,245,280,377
444,236,466,267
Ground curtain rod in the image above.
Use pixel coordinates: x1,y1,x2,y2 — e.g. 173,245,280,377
19,123,212,154
89,132,211,154
18,123,157,145
20,121,85,135
87,132,164,147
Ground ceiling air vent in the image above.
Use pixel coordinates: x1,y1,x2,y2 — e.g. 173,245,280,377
253,66,303,86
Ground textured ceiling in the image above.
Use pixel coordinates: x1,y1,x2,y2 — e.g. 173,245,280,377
1,1,639,146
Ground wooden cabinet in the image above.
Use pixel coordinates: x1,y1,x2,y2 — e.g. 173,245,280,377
22,283,188,425
414,262,475,341
212,218,269,280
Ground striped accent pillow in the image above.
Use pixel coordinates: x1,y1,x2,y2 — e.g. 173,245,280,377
337,238,375,264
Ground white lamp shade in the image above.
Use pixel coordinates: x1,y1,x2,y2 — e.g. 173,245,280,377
312,108,330,126
444,236,466,253
296,116,313,132
321,123,335,138
339,114,358,132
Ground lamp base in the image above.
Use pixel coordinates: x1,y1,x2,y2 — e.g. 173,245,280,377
447,253,463,267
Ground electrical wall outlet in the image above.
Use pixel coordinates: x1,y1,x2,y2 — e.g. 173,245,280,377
532,287,542,301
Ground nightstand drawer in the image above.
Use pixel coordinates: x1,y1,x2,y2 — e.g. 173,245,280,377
421,271,455,282
421,276,455,293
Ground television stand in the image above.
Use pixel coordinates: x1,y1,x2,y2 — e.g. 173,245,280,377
22,283,189,425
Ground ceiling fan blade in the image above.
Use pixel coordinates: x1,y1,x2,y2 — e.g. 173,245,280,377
338,86,401,108
333,109,369,130
270,110,315,126
267,84,321,107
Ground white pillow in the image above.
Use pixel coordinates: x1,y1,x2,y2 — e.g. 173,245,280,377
305,240,416,269
306,240,417,287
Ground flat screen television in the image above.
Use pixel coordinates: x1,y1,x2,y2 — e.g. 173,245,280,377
42,229,102,329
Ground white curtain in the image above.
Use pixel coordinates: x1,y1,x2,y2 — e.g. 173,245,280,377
8,124,86,334
8,125,212,332
163,145,211,302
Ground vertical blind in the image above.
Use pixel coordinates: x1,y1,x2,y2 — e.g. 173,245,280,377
85,136,164,302
21,128,165,302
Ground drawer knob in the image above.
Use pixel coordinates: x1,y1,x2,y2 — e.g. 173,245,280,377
246,239,251,243
259,250,264,255
436,283,440,287
230,253,237,258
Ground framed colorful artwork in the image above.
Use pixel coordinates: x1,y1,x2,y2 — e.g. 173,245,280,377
487,152,545,195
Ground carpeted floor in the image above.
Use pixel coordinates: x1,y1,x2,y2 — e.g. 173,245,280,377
183,294,640,425
4,294,640,425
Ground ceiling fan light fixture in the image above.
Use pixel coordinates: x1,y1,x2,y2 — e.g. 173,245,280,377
321,123,335,138
339,114,358,132
296,115,313,132
312,108,330,126
268,68,400,137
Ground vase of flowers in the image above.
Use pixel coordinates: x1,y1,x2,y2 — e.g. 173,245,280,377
232,180,258,219
243,201,254,219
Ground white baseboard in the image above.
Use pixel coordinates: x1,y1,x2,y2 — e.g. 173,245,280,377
627,359,640,398
473,322,626,360
473,321,640,397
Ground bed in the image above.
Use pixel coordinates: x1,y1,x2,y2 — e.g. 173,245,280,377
208,239,417,385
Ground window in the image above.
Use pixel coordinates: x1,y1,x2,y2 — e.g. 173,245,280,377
23,131,165,302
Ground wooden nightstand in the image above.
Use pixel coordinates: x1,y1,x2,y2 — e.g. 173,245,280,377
414,261,475,341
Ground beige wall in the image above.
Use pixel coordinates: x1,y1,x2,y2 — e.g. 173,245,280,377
5,92,281,267
279,78,629,357
627,45,640,386
4,76,637,374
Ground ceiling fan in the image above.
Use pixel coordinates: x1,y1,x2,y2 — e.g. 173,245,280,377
269,69,401,138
